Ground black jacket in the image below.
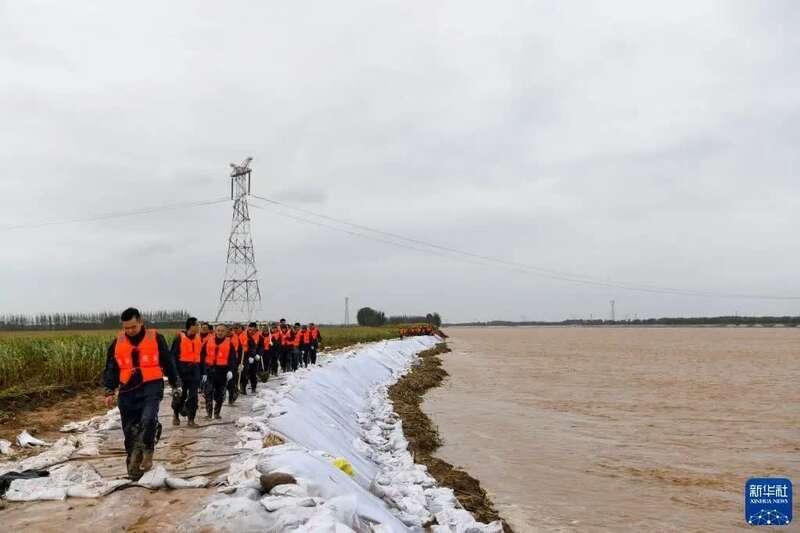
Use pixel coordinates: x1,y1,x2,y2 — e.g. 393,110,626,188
103,327,178,394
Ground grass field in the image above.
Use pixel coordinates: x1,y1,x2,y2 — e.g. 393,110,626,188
0,325,405,402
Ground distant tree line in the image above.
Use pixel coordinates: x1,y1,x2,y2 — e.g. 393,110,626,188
446,315,800,327
356,307,442,327
0,310,191,330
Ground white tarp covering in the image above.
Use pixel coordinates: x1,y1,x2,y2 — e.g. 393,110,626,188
1,404,209,500
186,336,503,532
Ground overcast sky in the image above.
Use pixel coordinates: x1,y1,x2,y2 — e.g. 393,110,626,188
1,1,798,323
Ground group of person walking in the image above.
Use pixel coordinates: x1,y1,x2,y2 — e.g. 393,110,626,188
399,324,443,338
172,317,322,426
102,308,322,480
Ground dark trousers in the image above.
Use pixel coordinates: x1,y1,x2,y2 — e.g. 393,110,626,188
175,364,199,419
310,343,318,365
300,345,310,367
118,380,163,455
203,369,227,416
239,358,248,392
240,358,258,391
291,348,300,371
279,347,289,373
228,366,239,402
267,348,279,375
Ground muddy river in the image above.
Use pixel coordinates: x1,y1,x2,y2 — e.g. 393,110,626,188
424,326,799,531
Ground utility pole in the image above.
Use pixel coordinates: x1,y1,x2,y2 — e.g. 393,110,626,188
344,297,350,326
215,157,262,322
610,300,616,322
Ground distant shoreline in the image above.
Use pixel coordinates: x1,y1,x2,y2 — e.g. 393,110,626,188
446,317,800,328
446,323,798,328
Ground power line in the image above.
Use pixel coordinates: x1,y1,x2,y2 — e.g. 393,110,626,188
249,203,498,270
0,197,230,232
249,195,800,301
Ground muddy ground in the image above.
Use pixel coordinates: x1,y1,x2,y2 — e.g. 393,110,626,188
0,378,268,530
0,386,107,445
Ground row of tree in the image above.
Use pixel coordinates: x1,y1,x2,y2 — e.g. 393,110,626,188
356,307,442,327
0,310,191,330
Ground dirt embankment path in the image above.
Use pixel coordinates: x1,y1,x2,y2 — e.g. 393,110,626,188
0,376,287,530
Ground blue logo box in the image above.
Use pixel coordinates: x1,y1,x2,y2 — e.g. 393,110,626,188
745,478,792,526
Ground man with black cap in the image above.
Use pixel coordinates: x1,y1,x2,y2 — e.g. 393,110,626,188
103,307,178,480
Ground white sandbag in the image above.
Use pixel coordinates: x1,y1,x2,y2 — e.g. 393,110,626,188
0,439,14,455
66,479,129,498
270,483,308,498
16,439,77,471
137,464,169,489
16,430,49,447
165,475,210,489
4,478,66,501
179,496,276,533
264,505,319,532
260,494,317,511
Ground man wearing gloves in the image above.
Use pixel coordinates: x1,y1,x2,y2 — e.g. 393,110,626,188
170,317,202,427
239,322,262,394
200,323,236,420
102,307,178,480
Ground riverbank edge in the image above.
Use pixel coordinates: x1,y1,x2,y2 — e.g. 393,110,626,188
388,342,514,533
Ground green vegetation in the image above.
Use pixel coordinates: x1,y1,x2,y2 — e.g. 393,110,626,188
356,306,442,327
0,325,406,402
0,334,110,401
0,310,189,331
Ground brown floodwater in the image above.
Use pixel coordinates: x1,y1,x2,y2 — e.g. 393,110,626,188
423,327,800,532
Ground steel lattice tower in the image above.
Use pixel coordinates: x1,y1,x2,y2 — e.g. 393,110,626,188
215,157,262,322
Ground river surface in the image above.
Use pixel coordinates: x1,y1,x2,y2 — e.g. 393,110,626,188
423,327,799,532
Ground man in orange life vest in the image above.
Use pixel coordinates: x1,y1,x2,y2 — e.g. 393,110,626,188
308,322,321,365
265,324,281,376
200,323,236,420
291,322,302,371
227,324,242,405
278,319,291,373
103,307,178,480
199,321,212,343
239,322,262,394
299,324,311,368
170,317,202,427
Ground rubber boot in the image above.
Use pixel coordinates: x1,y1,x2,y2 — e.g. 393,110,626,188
128,447,143,481
213,409,222,420
187,417,197,428
140,451,154,472
172,414,180,426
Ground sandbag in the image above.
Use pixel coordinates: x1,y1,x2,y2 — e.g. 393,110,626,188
0,469,50,496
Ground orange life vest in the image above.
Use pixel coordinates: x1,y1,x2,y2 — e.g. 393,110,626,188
302,330,311,344
267,331,280,348
205,336,233,367
114,329,163,385
310,327,319,341
292,330,302,347
252,331,263,346
281,329,293,347
178,332,202,364
262,332,274,350
230,333,240,351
